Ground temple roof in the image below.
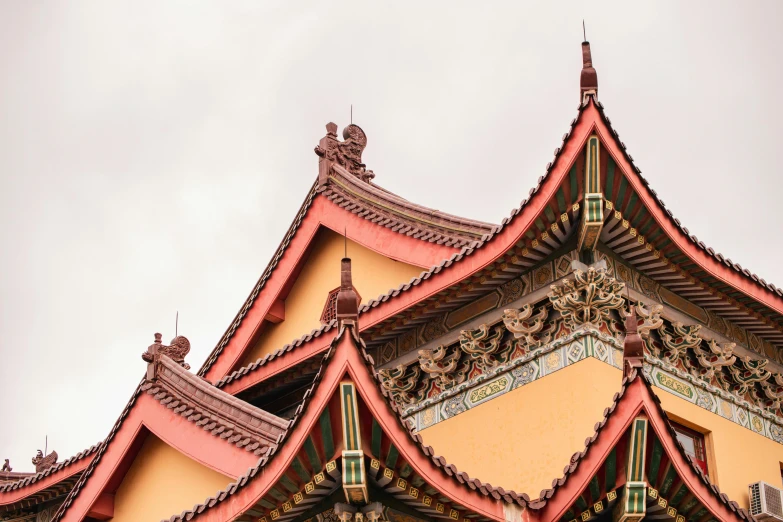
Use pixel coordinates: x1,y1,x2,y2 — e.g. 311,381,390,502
198,125,496,381
163,321,526,522
209,89,783,402
0,445,99,519
50,336,290,522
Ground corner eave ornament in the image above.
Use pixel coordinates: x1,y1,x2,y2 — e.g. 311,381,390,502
32,450,58,473
141,333,191,376
315,123,375,183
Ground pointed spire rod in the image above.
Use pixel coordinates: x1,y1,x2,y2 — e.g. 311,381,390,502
583,20,586,42
580,34,598,102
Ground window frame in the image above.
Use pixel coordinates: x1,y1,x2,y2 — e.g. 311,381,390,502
670,421,709,474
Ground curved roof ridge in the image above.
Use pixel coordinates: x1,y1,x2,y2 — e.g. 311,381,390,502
146,356,289,452
51,353,289,522
592,100,782,299
331,165,497,232
0,443,100,494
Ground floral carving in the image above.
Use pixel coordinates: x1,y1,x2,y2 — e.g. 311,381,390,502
502,304,550,347
378,364,421,404
418,345,467,388
459,324,507,368
548,268,625,328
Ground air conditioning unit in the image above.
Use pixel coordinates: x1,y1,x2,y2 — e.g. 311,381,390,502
750,481,783,522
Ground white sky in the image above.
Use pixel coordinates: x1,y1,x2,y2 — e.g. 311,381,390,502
1,1,782,473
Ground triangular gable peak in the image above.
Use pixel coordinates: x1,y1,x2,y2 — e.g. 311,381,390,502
51,335,289,522
212,93,783,419
352,96,783,371
199,123,495,383
0,445,98,520
531,369,751,522
162,323,527,522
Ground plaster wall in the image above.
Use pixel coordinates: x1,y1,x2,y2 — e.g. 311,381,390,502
419,357,783,510
111,435,232,522
243,228,423,365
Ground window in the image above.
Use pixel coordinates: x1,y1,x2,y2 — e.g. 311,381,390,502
671,422,708,474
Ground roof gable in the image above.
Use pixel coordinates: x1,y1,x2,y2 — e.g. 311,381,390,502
199,179,492,382
236,227,426,369
51,342,289,522
162,324,525,522
532,369,751,522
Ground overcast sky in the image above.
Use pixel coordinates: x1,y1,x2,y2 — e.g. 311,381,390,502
1,1,782,473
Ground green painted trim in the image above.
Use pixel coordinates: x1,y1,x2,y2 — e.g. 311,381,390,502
304,436,322,472
371,418,382,458
259,499,276,510
268,487,288,502
647,437,664,486
319,407,335,460
574,495,588,513
385,444,399,469
341,383,361,451
670,482,688,506
569,165,578,202
605,157,616,200
604,447,617,491
556,189,567,213
627,418,648,482
660,465,677,497
279,474,299,493
588,475,600,503
291,456,311,484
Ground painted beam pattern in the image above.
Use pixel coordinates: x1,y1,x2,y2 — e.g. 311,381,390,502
577,136,604,256
341,383,368,505
235,460,341,522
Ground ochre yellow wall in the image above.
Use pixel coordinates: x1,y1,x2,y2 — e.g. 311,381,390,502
420,358,621,499
242,228,424,365
419,357,783,509
111,435,232,522
658,385,783,507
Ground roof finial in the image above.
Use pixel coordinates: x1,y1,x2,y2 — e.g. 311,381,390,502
335,253,359,329
583,20,586,42
580,33,598,103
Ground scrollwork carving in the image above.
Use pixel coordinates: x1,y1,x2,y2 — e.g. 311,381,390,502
659,322,701,365
502,304,550,348
459,324,507,369
378,364,421,404
418,345,467,388
688,339,736,382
